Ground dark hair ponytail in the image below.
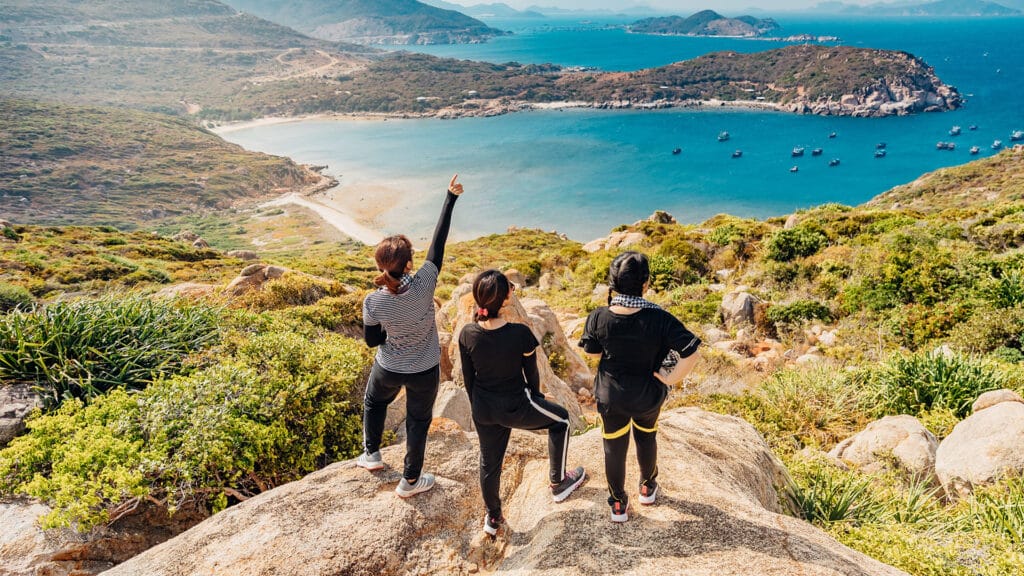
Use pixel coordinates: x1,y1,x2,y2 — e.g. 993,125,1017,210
472,269,511,321
374,235,413,294
608,251,650,301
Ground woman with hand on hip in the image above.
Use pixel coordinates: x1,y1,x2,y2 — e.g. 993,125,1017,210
459,270,586,536
356,175,463,499
579,251,701,522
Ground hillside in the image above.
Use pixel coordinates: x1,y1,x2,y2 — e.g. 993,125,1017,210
630,10,780,37
227,45,958,119
224,0,508,44
0,0,375,116
0,99,320,229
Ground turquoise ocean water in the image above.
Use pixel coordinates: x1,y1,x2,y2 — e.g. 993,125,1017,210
224,16,1024,240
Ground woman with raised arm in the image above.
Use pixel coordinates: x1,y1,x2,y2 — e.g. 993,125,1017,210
579,251,701,522
459,270,585,536
355,175,463,498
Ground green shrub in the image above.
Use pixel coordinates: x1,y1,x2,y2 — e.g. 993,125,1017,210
0,283,34,312
0,330,371,530
0,295,221,407
511,259,542,285
237,273,347,311
705,367,870,452
785,455,885,525
766,300,833,325
765,226,827,262
870,351,1006,419
648,254,678,291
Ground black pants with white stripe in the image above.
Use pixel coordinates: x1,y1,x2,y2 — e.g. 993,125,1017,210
363,362,440,482
472,388,570,519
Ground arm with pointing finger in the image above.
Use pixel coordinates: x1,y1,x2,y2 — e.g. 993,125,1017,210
426,174,463,272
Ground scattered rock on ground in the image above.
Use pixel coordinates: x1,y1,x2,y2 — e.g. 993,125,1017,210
102,408,908,576
226,250,259,261
0,384,42,447
935,401,1024,498
828,415,937,479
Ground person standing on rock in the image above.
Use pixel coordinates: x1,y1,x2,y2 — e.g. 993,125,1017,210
579,251,701,522
459,270,586,536
355,175,464,498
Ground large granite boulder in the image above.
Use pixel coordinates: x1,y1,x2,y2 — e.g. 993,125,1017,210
935,401,1024,498
0,499,207,576
720,288,761,329
0,384,42,447
520,298,592,392
224,264,290,297
101,408,908,576
828,415,937,479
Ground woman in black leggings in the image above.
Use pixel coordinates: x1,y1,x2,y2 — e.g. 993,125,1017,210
356,175,463,499
458,270,586,536
579,251,701,522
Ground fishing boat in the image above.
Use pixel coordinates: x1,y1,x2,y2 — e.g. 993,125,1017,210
829,132,837,139
969,125,978,131
1011,131,1024,142
792,147,805,157
790,166,799,173
732,150,742,158
949,126,961,136
970,146,980,155
993,140,1003,150
672,148,682,155
876,142,887,149
718,131,730,142
828,158,840,167
936,142,956,151
875,149,887,158
812,148,823,156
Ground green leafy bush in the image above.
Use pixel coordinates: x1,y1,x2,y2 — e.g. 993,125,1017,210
870,351,1006,419
0,283,34,312
0,295,221,407
0,330,371,530
765,226,827,262
766,300,833,325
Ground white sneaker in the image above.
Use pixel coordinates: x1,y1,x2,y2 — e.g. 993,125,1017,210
395,473,436,498
356,451,384,471
639,481,658,505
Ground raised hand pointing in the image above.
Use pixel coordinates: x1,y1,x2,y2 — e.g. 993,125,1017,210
448,174,464,196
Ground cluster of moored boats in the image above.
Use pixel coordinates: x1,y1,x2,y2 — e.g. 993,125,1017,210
937,126,1022,155
669,127,1022,172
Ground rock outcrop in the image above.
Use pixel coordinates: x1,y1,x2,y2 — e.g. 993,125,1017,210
582,230,646,253
101,408,909,576
935,401,1024,497
720,288,760,328
0,499,207,576
828,415,937,479
0,384,42,447
520,298,593,392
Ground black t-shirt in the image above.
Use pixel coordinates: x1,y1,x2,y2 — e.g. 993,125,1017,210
579,307,700,413
458,322,539,396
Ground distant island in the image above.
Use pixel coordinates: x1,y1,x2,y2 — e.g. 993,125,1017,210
629,10,781,38
814,0,1021,16
223,0,508,45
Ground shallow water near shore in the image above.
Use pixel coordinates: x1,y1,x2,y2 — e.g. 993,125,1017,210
223,16,1024,241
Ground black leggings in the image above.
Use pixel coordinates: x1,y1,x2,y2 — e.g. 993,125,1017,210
600,402,662,504
473,388,570,519
362,362,440,481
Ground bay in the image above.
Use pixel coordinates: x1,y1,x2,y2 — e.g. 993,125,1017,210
223,15,1024,241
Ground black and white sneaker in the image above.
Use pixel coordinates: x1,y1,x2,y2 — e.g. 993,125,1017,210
395,473,435,498
609,497,629,523
356,450,384,471
550,466,586,502
639,480,658,505
483,514,504,536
